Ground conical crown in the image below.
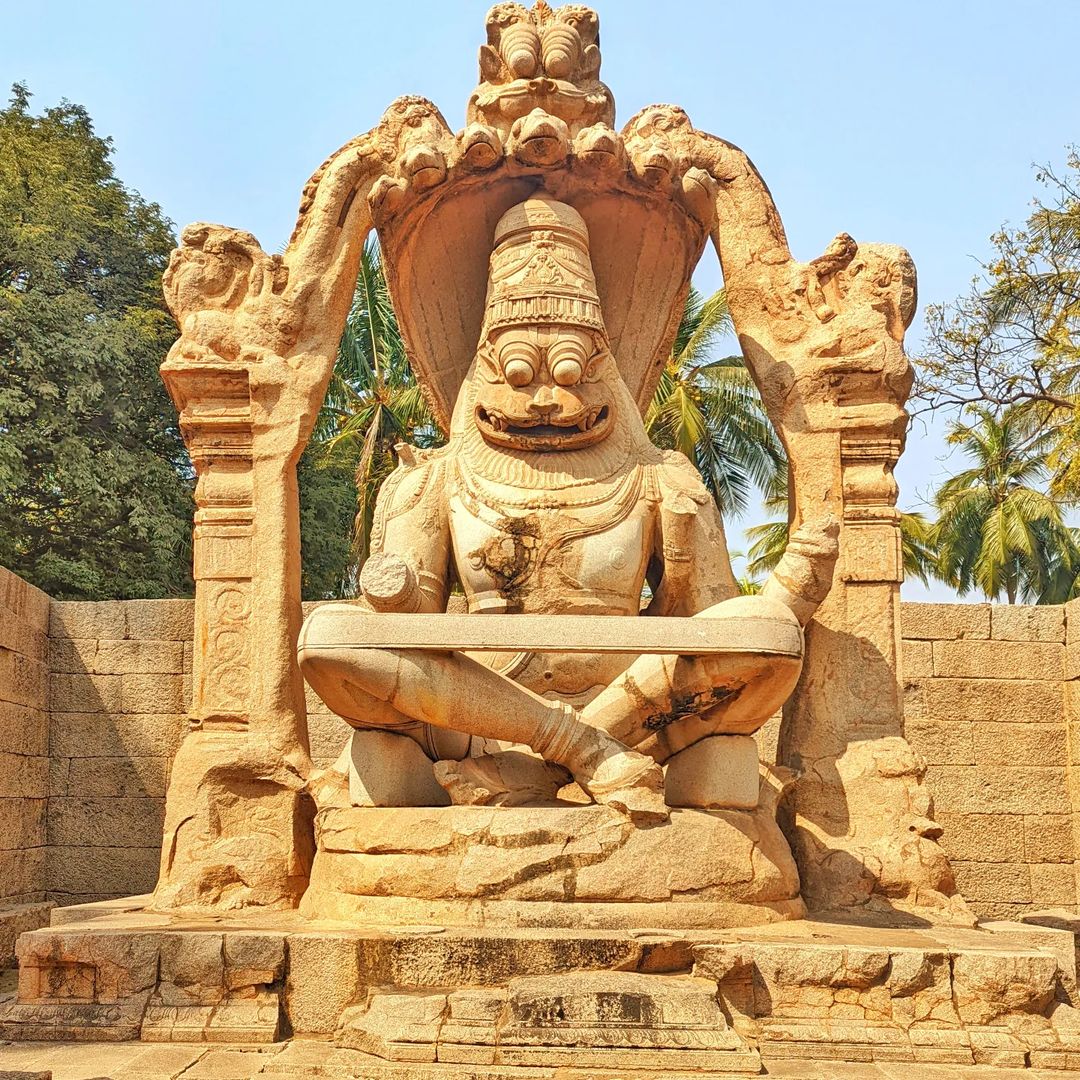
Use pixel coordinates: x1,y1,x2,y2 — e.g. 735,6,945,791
481,197,606,339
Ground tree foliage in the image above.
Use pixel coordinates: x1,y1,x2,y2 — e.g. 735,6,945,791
0,85,193,599
645,286,786,517
302,239,442,596
743,471,939,588
930,406,1080,604
919,151,1080,498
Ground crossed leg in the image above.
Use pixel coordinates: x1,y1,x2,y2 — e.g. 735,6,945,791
298,617,668,821
582,595,803,762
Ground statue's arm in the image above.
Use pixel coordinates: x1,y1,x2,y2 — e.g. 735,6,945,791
645,455,738,618
361,453,452,614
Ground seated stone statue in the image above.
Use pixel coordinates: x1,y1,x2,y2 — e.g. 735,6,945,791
299,196,837,822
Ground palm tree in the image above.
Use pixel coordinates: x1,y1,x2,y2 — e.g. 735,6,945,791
645,287,786,517
310,239,443,572
931,406,1080,603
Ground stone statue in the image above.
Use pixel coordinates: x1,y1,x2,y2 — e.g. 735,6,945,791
299,196,839,823
26,4,1068,1069
142,0,962,927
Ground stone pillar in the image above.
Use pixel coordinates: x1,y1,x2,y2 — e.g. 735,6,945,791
153,359,316,911
149,134,380,911
777,428,969,922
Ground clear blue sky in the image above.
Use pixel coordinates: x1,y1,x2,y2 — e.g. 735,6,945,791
5,0,1078,600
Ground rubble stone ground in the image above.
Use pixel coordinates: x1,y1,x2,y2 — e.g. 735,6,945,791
6,1041,1080,1080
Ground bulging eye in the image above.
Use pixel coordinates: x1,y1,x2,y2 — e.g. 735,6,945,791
501,23,541,78
500,341,539,387
547,340,588,386
505,358,535,386
551,357,583,386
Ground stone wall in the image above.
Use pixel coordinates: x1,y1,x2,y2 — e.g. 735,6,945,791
2,565,1079,921
47,600,193,905
0,567,49,906
902,602,1076,920
45,598,345,905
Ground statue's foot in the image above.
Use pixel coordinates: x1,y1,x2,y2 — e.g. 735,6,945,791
572,736,668,825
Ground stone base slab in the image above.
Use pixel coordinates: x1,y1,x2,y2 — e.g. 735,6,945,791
4,902,1080,1072
0,901,53,969
300,802,803,928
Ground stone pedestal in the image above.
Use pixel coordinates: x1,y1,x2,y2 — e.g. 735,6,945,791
664,734,760,809
298,802,803,929
5,900,1080,1074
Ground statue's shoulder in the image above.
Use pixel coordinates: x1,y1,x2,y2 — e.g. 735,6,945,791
379,443,451,510
652,450,712,512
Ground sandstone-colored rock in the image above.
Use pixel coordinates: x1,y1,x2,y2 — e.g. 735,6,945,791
121,673,186,714
47,797,165,849
663,734,759,809
49,600,127,642
93,639,184,676
1025,814,1076,864
972,721,1067,766
49,712,187,760
0,650,48,711
0,755,47,799
1030,863,1078,907
918,676,1064,725
301,804,801,927
936,811,1026,863
952,860,1032,904
933,638,1063,680
123,600,195,643
926,764,1070,816
901,639,933,678
0,901,52,969
992,603,1065,642
284,933,361,1036
951,949,1059,1025
434,751,569,808
904,718,974,766
348,729,449,808
0,701,47,758
50,672,122,714
0,798,46,849
901,602,990,641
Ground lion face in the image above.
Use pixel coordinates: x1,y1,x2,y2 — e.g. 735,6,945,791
472,324,616,452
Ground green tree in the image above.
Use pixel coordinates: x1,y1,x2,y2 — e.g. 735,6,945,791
919,151,1080,498
930,406,1080,604
645,286,786,516
303,239,441,595
0,85,193,599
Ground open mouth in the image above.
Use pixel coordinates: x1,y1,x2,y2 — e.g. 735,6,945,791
476,405,611,448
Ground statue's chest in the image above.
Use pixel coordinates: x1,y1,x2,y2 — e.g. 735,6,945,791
448,491,654,614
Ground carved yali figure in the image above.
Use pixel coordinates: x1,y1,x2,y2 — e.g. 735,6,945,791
299,197,839,822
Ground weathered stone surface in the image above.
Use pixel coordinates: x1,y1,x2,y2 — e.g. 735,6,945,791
926,765,1070,816
914,676,1064,724
664,735,760,809
301,803,801,928
0,901,52,968
936,811,1025,863
349,730,449,808
972,721,1067,765
933,638,1063,680
992,603,1065,642
901,602,990,640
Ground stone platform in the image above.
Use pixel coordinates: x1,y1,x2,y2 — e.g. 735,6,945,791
299,802,803,929
4,900,1080,1073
